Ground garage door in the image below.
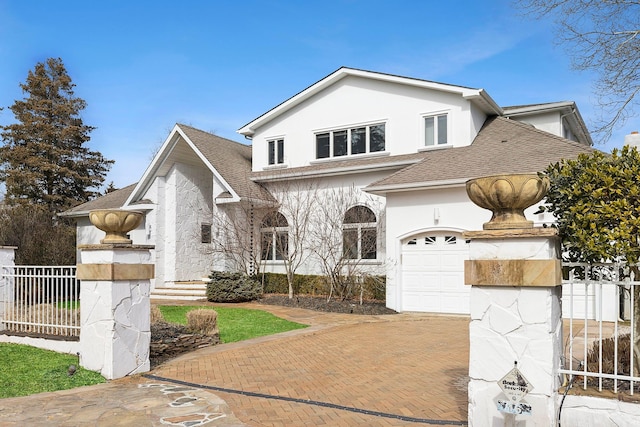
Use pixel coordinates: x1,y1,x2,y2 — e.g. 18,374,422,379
400,232,469,314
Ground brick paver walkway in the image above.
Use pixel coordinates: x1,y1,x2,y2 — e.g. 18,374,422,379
153,304,470,426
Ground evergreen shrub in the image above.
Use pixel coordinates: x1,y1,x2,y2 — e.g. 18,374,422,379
207,271,260,302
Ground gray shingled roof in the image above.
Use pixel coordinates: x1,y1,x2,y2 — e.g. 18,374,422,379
365,116,596,192
178,124,275,202
60,183,137,216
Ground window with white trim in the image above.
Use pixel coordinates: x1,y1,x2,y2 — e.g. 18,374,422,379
343,206,377,260
261,212,288,260
268,139,285,165
424,114,448,146
316,123,385,159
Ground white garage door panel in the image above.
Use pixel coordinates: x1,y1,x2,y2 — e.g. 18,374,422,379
441,253,462,269
400,232,469,314
403,253,440,269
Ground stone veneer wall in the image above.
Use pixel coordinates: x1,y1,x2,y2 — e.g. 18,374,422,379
160,163,214,284
174,163,214,281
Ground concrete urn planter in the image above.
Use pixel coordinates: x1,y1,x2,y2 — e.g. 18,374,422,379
466,174,549,230
89,209,143,244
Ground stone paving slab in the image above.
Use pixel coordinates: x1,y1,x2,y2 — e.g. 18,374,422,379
0,377,246,427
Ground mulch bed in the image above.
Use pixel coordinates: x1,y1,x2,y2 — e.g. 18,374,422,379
258,294,397,315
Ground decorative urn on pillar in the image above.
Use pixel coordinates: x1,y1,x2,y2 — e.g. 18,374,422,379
465,174,549,230
88,209,143,244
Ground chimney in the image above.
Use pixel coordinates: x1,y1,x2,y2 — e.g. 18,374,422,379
624,131,640,148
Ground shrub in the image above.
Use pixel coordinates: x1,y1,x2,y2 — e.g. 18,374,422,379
186,309,219,336
587,334,632,376
207,271,260,302
260,272,386,301
150,305,164,323
260,272,329,295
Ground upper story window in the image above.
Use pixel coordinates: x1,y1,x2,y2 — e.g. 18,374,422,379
316,123,385,159
343,205,377,260
268,139,285,165
424,114,448,147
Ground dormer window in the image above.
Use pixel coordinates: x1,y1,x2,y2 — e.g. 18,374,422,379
424,114,448,146
315,123,385,159
268,139,284,165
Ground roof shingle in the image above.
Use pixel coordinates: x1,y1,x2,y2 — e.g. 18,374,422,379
365,116,595,191
178,124,275,202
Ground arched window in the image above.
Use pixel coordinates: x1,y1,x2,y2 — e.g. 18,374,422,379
261,212,288,261
343,206,377,260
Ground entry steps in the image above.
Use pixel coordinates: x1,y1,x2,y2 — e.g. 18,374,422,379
150,280,208,301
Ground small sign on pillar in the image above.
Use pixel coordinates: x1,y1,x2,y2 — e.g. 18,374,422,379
497,362,532,416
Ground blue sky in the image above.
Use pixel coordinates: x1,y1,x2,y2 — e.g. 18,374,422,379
0,0,634,189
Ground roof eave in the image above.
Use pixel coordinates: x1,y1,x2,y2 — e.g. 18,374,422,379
464,90,503,115
365,178,468,195
251,158,424,182
238,67,493,136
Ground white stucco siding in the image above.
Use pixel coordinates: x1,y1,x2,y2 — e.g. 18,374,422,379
77,217,104,246
251,76,483,171
470,104,488,139
163,168,178,283
171,163,215,282
511,111,561,136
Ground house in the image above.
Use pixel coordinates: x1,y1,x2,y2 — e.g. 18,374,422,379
63,67,594,314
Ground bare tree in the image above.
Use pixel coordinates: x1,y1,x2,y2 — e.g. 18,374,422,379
308,185,385,301
208,201,264,275
261,180,319,298
203,180,385,302
518,0,640,142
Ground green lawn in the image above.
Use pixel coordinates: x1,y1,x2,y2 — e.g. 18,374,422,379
158,305,308,343
0,344,105,398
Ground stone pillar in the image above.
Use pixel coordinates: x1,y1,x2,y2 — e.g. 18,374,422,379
464,174,562,426
77,244,154,379
465,229,562,425
0,246,17,330
77,209,153,380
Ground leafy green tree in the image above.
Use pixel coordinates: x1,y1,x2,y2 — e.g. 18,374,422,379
539,145,640,374
0,57,113,213
539,147,640,263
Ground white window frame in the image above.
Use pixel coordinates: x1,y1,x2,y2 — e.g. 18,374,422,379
421,111,450,150
314,121,386,160
267,137,285,166
342,206,378,261
260,212,289,262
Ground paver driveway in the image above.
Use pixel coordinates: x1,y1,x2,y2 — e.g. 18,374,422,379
152,303,470,426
